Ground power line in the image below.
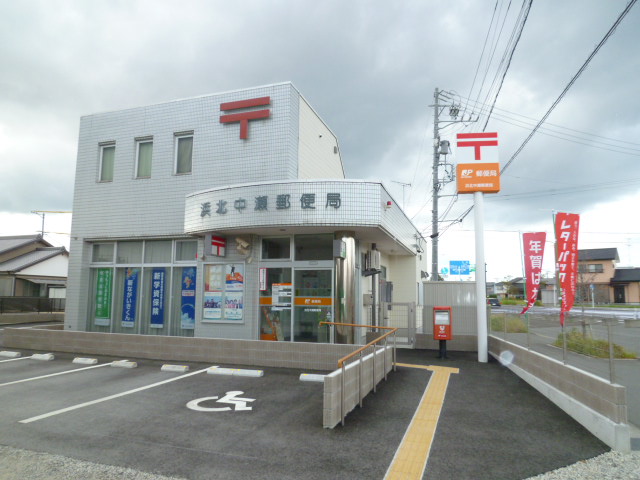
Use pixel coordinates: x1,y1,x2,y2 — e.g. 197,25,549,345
459,95,640,147
485,177,640,201
481,0,533,130
455,0,638,225
489,113,640,156
501,0,638,174
465,0,500,114
476,0,513,113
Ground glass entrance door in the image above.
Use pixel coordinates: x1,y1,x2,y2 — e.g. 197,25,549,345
259,267,292,341
293,269,333,343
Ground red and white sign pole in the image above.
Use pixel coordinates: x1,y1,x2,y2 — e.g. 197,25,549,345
456,132,499,363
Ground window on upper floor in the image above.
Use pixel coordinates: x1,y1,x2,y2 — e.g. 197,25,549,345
174,133,193,175
579,263,604,273
99,143,115,182
135,138,153,178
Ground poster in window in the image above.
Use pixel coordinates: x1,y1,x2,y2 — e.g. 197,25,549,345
95,268,112,326
181,267,196,330
203,291,223,320
121,267,140,328
224,291,243,320
150,268,166,328
202,263,244,323
206,264,224,291
225,264,244,290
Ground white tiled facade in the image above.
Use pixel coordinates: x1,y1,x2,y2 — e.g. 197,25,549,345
66,83,426,342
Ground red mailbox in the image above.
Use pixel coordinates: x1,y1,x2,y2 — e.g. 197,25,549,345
433,306,452,341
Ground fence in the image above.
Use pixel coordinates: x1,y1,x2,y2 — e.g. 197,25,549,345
320,322,397,427
490,308,640,426
0,297,65,314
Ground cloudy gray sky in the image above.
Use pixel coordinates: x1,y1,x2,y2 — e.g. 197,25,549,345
0,0,638,280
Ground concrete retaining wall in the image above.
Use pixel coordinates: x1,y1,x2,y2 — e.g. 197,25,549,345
0,313,64,325
2,327,358,371
489,336,631,451
323,346,393,428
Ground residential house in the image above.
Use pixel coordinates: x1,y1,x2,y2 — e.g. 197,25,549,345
0,235,68,298
577,248,619,304
494,277,525,300
610,267,640,304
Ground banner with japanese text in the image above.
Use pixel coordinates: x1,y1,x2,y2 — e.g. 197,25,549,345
555,212,580,325
520,232,546,315
121,268,140,328
94,268,113,326
150,268,166,328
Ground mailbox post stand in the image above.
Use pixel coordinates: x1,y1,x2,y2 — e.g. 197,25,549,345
433,306,452,359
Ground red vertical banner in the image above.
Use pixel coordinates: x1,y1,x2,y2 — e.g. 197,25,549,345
555,212,580,325
520,232,546,315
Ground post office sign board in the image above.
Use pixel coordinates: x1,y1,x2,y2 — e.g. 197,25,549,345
456,163,501,194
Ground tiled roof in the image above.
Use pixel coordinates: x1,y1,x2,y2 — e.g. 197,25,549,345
0,235,50,255
0,247,67,273
611,268,640,283
578,248,619,261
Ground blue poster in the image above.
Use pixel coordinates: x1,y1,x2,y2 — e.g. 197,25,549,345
121,268,139,328
181,267,196,330
150,268,166,328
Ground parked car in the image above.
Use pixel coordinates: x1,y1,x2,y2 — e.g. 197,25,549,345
487,298,501,307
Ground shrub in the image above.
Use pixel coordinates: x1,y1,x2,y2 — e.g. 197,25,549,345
491,315,528,333
554,329,637,359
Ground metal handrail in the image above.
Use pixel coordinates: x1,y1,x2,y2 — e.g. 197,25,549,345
319,321,398,367
319,321,398,426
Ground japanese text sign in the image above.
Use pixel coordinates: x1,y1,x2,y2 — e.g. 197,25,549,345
150,268,166,328
555,212,580,325
520,232,546,315
456,163,501,193
121,268,139,328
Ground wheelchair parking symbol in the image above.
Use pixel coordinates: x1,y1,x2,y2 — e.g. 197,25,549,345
186,391,255,412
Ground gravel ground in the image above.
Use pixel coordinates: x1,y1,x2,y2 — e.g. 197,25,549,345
523,451,640,480
1,445,638,479
0,445,186,480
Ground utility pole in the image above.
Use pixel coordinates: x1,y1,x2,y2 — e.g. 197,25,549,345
431,88,441,282
429,88,476,281
31,210,72,237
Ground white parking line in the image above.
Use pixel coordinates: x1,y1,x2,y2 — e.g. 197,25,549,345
0,356,33,363
19,367,210,424
0,362,117,387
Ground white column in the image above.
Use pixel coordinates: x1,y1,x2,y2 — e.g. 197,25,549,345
474,192,488,362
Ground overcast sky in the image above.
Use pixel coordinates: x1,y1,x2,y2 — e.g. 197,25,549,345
0,0,638,281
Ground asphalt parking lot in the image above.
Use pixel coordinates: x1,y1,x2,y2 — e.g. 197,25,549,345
0,346,608,480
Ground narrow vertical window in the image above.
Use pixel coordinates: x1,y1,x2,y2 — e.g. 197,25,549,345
175,134,193,175
136,139,153,178
99,144,115,182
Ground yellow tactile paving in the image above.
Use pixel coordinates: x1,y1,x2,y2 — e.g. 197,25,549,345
385,364,459,480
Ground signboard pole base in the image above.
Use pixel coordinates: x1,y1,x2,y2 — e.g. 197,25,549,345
437,340,448,359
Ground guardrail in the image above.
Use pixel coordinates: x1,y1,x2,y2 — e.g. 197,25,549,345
320,322,398,426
